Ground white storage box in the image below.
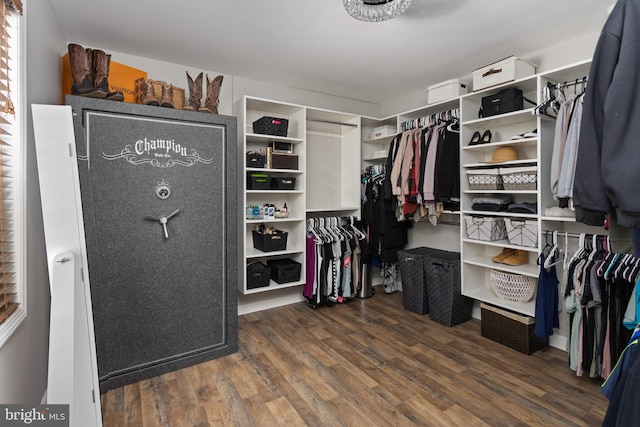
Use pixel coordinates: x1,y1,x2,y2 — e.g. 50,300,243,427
500,166,538,190
472,56,536,91
505,218,538,247
427,79,468,104
464,215,507,241
370,125,397,139
466,168,503,191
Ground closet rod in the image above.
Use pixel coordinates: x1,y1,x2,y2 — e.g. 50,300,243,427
306,118,358,127
541,230,605,239
556,77,588,89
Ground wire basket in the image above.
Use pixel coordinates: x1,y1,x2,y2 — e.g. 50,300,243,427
490,269,537,303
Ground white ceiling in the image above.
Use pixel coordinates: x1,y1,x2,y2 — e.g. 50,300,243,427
48,0,611,105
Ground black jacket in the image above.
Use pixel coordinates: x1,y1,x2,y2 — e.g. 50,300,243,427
574,0,640,227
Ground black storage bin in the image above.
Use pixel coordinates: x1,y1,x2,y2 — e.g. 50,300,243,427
253,116,289,137
247,173,270,190
247,262,271,289
246,151,265,168
423,250,473,327
271,153,299,170
270,176,296,190
267,258,301,284
252,230,288,252
397,247,442,315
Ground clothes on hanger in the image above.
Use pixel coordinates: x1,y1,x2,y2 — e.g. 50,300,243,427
388,113,460,225
549,88,585,209
304,216,367,307
574,0,640,228
560,233,636,379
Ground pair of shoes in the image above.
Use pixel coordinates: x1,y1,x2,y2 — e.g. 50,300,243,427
67,43,124,101
468,130,492,145
139,80,176,108
492,248,529,266
183,72,224,114
510,129,538,140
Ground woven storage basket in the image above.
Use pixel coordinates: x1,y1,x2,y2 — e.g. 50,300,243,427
500,166,537,190
480,303,548,354
398,247,442,315
490,269,537,303
466,168,503,190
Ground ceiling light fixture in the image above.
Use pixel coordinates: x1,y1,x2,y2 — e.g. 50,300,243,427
343,0,412,22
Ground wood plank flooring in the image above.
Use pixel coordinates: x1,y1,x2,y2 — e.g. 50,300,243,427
101,287,609,426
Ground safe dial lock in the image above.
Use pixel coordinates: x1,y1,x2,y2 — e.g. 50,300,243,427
155,184,171,200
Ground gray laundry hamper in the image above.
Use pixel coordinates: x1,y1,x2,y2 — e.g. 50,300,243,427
397,247,443,315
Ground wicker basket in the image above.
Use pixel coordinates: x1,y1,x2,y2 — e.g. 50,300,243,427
500,166,537,190
466,168,503,190
490,269,537,303
480,303,548,354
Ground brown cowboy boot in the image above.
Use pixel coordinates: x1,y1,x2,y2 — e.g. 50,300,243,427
91,49,124,101
140,80,159,106
183,71,203,111
67,43,103,98
160,82,175,108
200,74,223,114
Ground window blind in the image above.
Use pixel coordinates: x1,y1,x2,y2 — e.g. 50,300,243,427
0,0,21,327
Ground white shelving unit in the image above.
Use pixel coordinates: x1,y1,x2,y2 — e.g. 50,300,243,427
458,60,594,316
239,97,363,295
240,97,306,295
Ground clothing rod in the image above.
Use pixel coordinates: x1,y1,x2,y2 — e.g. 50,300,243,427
541,230,606,239
306,118,358,127
556,77,588,88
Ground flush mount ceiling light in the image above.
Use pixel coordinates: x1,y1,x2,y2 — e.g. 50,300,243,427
343,0,412,22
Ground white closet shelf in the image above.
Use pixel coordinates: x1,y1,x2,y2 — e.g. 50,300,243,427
462,210,538,219
462,108,536,127
306,206,360,213
462,138,538,151
243,280,304,295
247,167,304,174
246,217,305,224
463,256,539,277
539,216,576,222
462,287,535,317
464,189,538,195
247,190,304,195
463,159,537,168
245,247,305,259
246,133,304,143
462,238,539,253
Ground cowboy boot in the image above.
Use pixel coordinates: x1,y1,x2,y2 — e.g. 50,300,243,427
200,74,223,114
140,80,159,106
160,82,175,108
67,43,103,98
183,71,203,111
91,49,124,101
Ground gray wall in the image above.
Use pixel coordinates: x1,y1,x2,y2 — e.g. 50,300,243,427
0,0,65,403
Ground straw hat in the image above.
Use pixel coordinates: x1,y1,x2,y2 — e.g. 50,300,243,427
486,146,518,163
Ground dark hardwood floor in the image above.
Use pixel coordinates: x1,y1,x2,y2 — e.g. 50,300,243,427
100,287,608,426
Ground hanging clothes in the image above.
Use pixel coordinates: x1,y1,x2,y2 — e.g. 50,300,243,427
574,0,640,227
535,253,559,338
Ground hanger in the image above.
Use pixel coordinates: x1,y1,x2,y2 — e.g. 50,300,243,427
545,230,566,269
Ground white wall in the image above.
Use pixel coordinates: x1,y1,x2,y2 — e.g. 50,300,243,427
380,31,602,118
0,0,65,404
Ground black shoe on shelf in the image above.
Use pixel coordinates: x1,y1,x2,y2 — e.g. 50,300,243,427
468,131,482,145
481,129,492,144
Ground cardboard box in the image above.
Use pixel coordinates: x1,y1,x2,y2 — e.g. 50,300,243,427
62,53,147,103
472,56,536,92
135,78,185,110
